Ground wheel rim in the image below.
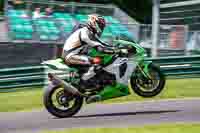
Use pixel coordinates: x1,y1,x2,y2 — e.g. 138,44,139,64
51,87,76,111
136,68,160,92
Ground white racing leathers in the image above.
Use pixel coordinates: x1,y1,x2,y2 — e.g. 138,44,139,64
62,27,104,65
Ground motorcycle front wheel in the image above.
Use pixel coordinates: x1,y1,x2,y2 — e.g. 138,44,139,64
130,63,166,97
43,83,83,118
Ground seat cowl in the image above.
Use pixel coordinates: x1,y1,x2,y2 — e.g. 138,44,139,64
42,58,69,70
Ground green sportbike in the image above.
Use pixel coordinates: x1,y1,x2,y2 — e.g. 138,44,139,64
42,39,165,118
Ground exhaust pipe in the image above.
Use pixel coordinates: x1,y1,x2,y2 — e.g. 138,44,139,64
48,73,87,97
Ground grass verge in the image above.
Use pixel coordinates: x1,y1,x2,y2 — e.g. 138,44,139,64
1,79,200,112
43,123,200,133
0,88,43,112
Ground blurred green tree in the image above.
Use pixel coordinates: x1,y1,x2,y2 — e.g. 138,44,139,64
0,0,4,14
113,0,152,23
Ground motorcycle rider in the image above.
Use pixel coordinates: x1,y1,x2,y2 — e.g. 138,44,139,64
62,14,120,81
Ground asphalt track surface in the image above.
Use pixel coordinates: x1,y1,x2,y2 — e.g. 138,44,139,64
1,99,200,133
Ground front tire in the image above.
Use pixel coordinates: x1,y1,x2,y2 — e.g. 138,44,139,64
130,63,165,97
43,84,83,118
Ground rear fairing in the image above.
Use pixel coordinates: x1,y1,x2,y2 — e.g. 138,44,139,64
42,58,79,84
42,58,77,72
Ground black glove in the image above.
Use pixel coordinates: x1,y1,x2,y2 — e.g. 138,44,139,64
96,46,116,54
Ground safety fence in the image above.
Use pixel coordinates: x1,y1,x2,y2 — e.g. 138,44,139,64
4,0,192,57
0,55,200,92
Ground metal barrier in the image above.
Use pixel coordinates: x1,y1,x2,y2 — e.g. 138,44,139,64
0,66,46,92
147,55,200,79
1,56,200,92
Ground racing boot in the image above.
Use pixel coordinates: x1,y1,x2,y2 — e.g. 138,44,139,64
81,65,102,81
86,94,102,104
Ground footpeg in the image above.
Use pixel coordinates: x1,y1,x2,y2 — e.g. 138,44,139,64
86,95,102,104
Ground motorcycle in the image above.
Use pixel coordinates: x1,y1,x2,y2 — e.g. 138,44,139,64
42,39,165,118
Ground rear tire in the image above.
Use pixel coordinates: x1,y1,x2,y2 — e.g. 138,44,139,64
43,84,83,118
130,63,165,97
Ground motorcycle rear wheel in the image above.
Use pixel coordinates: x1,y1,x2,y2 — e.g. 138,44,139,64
43,84,83,118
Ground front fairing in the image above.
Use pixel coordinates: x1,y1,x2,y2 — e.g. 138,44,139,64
112,39,152,78
88,39,147,66
113,39,146,61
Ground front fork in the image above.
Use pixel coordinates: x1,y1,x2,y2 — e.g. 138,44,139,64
136,61,152,80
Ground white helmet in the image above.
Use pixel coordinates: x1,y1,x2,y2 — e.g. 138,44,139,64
87,14,106,36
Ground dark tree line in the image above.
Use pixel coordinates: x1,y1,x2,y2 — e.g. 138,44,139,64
113,0,152,24
0,0,4,14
